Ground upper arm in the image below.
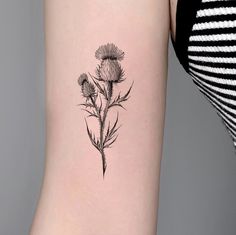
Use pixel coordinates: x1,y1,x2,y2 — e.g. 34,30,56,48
32,1,170,234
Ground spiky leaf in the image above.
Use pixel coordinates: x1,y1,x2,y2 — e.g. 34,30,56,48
108,82,133,109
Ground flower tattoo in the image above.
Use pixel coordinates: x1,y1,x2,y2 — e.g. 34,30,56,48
78,43,133,177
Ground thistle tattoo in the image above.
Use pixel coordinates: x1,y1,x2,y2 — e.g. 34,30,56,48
78,43,133,177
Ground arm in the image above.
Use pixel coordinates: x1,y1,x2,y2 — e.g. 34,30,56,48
31,0,169,234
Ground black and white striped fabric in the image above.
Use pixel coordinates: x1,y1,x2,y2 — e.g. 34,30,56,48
185,0,236,147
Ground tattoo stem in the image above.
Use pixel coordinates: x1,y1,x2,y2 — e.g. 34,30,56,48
100,82,113,176
90,97,106,176
89,82,113,177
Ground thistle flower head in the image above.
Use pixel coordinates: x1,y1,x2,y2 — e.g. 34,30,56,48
95,43,124,61
78,74,96,97
81,81,96,98
96,59,125,83
78,73,88,86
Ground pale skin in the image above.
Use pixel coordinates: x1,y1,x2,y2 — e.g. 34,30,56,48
30,0,178,234
170,0,178,41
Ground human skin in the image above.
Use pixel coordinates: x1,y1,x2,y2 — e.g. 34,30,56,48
170,0,177,41
30,0,170,234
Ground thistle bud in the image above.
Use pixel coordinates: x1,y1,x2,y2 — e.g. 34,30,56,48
98,59,123,82
81,81,96,98
78,73,88,86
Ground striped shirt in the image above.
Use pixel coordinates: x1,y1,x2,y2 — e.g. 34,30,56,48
174,0,236,147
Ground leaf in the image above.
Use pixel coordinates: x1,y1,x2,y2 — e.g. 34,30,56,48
104,135,118,148
108,82,134,109
109,103,126,110
109,114,119,137
82,109,98,118
94,80,108,100
79,103,94,109
85,120,101,151
103,114,121,148
89,72,101,81
98,96,103,115
121,81,133,100
89,73,108,100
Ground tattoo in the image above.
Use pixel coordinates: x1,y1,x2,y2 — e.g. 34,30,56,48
77,43,133,177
